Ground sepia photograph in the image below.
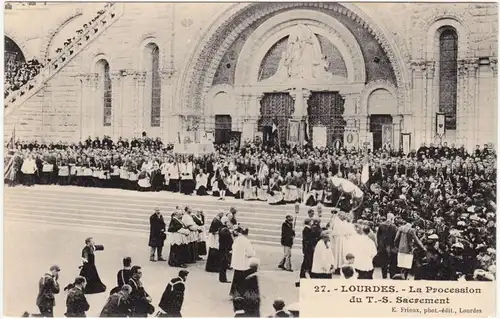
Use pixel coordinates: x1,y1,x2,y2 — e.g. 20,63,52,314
2,1,498,317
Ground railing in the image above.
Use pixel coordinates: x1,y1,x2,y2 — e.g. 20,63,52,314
4,3,121,114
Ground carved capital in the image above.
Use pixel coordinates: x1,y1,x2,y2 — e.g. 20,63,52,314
134,71,147,84
425,61,436,79
160,68,175,81
464,58,479,76
490,58,497,76
457,60,468,77
110,71,122,81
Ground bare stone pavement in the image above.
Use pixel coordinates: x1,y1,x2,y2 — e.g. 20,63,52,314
3,219,302,317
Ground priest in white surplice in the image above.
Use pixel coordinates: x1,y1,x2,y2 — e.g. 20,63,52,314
311,231,334,279
329,211,355,271
230,228,255,298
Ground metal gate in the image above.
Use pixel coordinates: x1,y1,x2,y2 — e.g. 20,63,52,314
258,93,294,145
369,115,393,150
307,92,346,146
214,115,232,144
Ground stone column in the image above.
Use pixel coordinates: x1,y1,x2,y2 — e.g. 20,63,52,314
79,74,91,140
134,71,147,137
110,71,123,140
120,70,136,139
87,73,99,138
457,60,467,147
464,59,479,150
392,114,404,150
341,92,361,145
289,89,311,145
160,68,175,142
245,93,263,136
410,61,426,147
424,61,436,143
490,58,497,148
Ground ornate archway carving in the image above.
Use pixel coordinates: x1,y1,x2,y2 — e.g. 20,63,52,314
357,79,399,115
234,9,365,87
176,2,410,114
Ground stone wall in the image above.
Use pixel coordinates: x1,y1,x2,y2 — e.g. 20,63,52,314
4,2,498,149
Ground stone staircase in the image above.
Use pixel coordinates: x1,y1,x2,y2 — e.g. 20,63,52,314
4,3,124,137
4,186,312,247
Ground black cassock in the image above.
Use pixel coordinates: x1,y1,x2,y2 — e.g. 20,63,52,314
80,245,107,294
205,217,223,272
168,217,188,267
158,277,185,317
241,271,260,317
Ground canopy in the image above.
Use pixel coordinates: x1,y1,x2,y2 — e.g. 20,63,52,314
329,176,364,199
173,143,215,155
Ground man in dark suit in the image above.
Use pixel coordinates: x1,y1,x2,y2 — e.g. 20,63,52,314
149,208,166,262
219,219,234,283
117,257,133,289
158,270,189,317
36,265,61,317
299,218,313,279
278,215,295,272
376,213,398,279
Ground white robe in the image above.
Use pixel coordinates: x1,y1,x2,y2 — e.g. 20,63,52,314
312,240,334,274
231,236,255,271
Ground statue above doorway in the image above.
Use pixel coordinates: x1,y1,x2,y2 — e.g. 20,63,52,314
260,23,346,86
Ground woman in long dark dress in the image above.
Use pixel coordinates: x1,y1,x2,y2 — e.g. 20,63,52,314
79,237,107,294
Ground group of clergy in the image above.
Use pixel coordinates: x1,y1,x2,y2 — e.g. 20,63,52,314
293,208,378,281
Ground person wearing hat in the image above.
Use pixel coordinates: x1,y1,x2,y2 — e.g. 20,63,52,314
158,270,189,317
35,265,61,317
269,298,292,317
149,208,167,262
64,276,90,317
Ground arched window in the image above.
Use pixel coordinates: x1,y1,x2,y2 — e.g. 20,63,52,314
96,59,112,126
144,43,161,127
438,27,458,130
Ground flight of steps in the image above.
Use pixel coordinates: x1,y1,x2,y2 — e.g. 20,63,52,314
4,186,312,247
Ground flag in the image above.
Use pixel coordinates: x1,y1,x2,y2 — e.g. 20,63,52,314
272,120,278,134
303,120,309,145
6,125,16,150
271,118,281,150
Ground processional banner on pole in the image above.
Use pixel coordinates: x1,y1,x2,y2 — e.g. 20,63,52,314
381,124,394,149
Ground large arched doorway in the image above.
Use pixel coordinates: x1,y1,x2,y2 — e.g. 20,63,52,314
175,3,409,146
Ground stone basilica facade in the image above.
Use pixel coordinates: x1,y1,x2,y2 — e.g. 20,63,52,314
4,2,498,150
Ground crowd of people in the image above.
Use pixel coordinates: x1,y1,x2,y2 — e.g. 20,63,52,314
4,3,114,102
4,58,43,99
26,205,297,318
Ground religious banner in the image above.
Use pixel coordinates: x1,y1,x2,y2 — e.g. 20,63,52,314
381,124,394,149
364,132,374,151
401,133,411,155
288,119,301,145
344,130,359,150
312,126,327,148
254,131,263,144
229,131,241,149
200,131,214,143
436,112,446,137
241,122,254,143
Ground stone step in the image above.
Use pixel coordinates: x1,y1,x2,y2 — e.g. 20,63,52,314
4,187,315,247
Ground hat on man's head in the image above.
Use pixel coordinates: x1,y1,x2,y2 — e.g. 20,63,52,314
50,265,61,272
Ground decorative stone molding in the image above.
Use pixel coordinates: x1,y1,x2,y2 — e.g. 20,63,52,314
357,79,399,115
110,71,122,81
160,68,175,81
410,60,427,79
234,10,365,86
176,2,410,113
464,58,479,77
